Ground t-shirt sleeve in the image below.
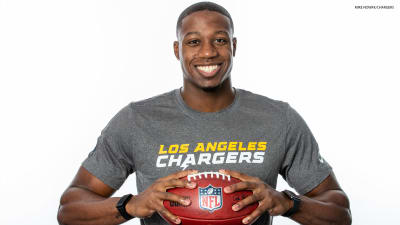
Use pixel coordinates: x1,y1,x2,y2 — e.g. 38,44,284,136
81,105,136,190
279,104,332,195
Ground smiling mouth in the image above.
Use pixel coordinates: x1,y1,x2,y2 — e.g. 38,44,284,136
195,64,222,77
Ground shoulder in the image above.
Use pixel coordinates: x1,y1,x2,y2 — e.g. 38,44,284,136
238,89,290,115
127,89,176,112
103,90,177,132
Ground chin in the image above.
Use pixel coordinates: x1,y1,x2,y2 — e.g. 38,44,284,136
200,74,231,92
184,71,230,92
196,79,225,92
201,85,221,92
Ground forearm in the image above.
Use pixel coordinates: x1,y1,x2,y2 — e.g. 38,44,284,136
290,190,351,225
57,187,130,225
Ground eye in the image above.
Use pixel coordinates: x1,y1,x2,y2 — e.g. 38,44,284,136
215,38,228,45
187,39,200,46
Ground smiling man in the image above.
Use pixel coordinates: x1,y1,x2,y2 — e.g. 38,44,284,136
57,2,351,225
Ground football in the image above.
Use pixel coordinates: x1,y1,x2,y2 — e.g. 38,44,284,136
162,171,258,225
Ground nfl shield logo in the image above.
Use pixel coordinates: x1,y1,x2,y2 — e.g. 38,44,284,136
199,185,223,212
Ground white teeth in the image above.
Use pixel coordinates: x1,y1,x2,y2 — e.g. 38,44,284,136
196,65,219,73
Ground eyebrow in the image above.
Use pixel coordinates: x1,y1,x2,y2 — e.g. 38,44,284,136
183,30,230,38
215,31,229,36
184,31,200,38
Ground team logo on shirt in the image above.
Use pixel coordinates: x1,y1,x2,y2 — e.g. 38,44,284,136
199,185,223,212
155,141,268,169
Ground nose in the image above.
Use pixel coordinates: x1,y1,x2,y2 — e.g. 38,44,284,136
198,41,218,58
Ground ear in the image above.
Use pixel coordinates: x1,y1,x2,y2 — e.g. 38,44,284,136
232,37,237,57
173,41,180,60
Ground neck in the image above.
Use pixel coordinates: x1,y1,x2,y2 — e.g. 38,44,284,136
181,79,235,113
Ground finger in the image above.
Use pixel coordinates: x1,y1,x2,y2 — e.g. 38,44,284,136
158,192,191,206
219,169,256,182
160,169,199,181
157,206,181,224
163,178,197,190
224,181,257,193
232,194,260,211
242,207,264,224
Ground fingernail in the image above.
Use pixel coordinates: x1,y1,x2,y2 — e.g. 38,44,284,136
175,218,181,224
181,199,190,205
190,170,198,174
219,169,226,174
187,182,196,188
243,217,249,224
224,186,231,193
232,204,239,211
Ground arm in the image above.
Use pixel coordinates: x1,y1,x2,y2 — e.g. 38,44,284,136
57,166,129,225
290,173,351,225
57,166,197,225
220,170,351,225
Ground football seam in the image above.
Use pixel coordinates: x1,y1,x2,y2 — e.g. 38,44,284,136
187,172,231,181
177,214,249,221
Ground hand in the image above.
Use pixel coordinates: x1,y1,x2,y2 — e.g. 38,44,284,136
219,169,293,224
126,170,198,224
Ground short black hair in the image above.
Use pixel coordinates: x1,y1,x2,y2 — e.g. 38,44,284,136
176,1,234,37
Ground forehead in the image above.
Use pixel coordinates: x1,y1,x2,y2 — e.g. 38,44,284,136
179,10,232,38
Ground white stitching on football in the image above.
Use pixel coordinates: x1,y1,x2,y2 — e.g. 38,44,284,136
187,172,231,181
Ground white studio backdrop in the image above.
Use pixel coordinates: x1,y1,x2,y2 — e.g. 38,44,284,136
0,0,399,224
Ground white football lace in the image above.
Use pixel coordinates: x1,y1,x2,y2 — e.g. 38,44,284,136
187,172,231,181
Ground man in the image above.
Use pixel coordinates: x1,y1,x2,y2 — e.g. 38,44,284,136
57,2,351,225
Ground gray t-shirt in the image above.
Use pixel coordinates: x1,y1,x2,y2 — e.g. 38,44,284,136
82,88,332,225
